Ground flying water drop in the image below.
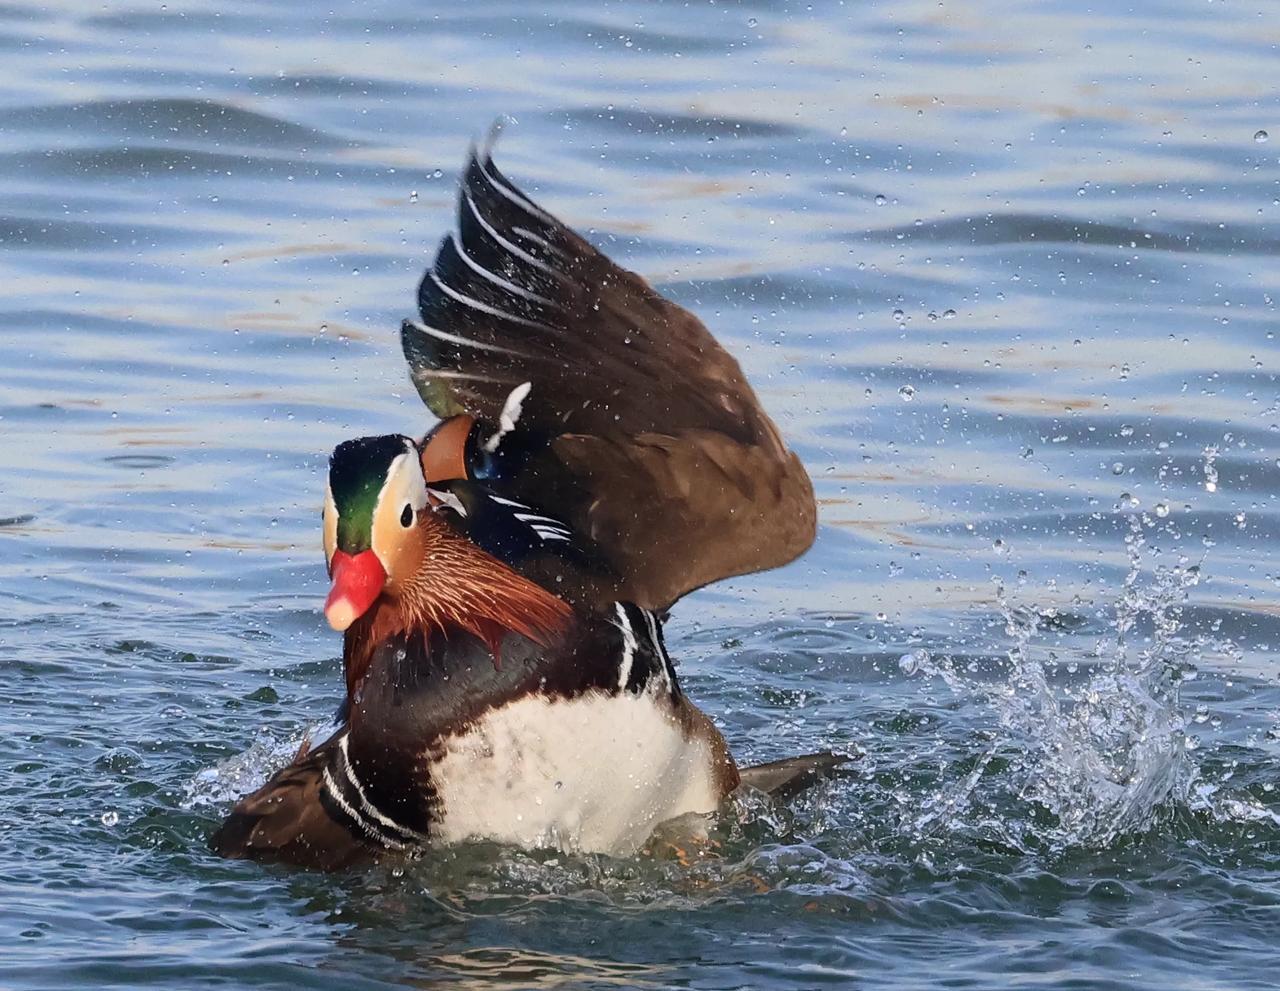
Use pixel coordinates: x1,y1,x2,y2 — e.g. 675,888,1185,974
1203,446,1219,493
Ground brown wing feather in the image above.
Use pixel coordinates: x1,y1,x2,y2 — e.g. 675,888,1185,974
401,142,815,610
552,431,814,609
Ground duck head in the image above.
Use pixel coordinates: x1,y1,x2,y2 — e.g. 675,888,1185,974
322,434,429,631
320,432,574,679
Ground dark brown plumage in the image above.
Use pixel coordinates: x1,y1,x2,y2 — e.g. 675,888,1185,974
402,146,816,612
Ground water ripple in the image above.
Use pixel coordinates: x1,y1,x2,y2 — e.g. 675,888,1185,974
0,98,352,150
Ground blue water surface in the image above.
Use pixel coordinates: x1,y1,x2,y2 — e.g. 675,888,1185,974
1,1,1279,988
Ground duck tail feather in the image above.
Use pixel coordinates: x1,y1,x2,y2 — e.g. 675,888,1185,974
736,751,855,801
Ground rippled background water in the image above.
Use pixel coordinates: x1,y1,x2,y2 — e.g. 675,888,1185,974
2,1,1278,988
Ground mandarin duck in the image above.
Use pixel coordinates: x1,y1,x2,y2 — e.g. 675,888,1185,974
211,140,844,870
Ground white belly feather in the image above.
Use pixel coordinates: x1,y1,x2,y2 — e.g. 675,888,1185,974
429,688,720,855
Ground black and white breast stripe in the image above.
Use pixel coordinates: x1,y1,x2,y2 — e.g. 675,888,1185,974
320,734,428,851
610,602,680,697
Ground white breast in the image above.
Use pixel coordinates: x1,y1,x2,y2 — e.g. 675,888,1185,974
428,688,721,856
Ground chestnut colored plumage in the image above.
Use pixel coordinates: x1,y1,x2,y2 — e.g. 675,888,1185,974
340,510,572,695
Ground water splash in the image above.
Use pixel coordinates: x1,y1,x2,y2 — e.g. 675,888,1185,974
906,510,1208,853
181,722,331,809
996,521,1195,848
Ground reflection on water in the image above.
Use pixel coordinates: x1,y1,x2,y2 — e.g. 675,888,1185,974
413,949,666,990
1,0,1278,988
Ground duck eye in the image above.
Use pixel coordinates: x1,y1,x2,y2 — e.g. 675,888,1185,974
400,503,414,528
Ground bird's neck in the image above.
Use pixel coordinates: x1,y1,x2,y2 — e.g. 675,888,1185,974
340,529,573,699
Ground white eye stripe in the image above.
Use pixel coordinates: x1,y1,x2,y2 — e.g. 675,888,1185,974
377,450,429,514
323,482,338,563
369,443,430,571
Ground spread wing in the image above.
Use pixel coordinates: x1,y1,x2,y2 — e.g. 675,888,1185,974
401,143,815,611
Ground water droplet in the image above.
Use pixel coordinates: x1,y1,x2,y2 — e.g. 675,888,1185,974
1153,502,1170,518
408,189,419,203
1119,424,1134,437
100,811,119,827
992,538,1008,555
898,648,929,676
942,308,956,319
892,309,905,322
747,16,758,26
874,194,887,206
1111,461,1125,476
1203,445,1219,492
898,384,916,401
1255,129,1269,144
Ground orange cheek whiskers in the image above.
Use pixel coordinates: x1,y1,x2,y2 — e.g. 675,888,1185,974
348,518,573,686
